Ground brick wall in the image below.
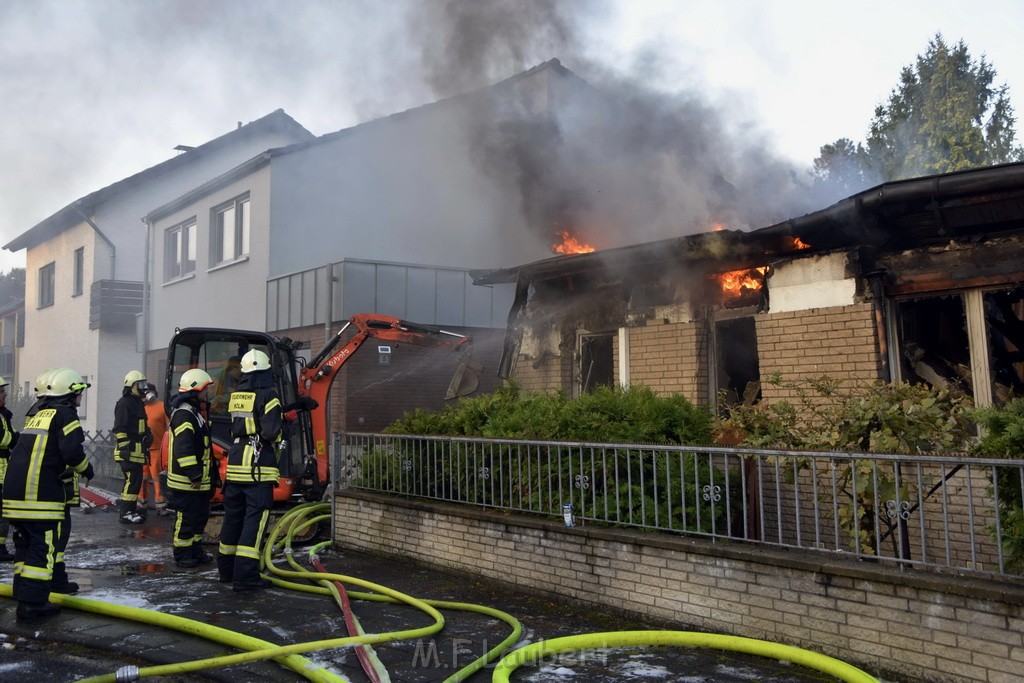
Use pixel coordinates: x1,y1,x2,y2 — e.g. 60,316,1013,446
334,492,1024,683
513,350,572,394
757,303,883,402
627,320,707,404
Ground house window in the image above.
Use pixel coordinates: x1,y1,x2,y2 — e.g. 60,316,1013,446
212,194,250,265
715,316,762,406
165,219,197,281
893,285,1024,407
38,262,55,308
73,247,84,296
577,331,615,395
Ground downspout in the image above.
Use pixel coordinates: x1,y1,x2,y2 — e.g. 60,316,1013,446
142,218,152,357
73,201,116,279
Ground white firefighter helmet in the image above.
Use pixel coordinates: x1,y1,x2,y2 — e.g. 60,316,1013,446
240,349,271,374
179,368,213,393
34,368,56,396
124,370,147,388
47,368,91,397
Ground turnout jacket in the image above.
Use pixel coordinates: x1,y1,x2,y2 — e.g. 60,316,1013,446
167,398,214,491
113,389,151,464
3,397,90,521
0,403,18,486
225,371,283,484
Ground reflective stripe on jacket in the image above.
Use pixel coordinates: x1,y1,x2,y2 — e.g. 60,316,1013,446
225,387,282,484
2,400,90,521
167,401,213,491
113,392,150,463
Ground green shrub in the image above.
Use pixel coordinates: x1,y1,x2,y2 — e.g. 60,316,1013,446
715,376,975,553
371,384,735,534
973,398,1024,572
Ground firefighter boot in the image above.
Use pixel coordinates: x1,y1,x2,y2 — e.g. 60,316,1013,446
216,553,234,583
120,500,144,525
192,542,214,565
17,601,61,621
173,538,199,567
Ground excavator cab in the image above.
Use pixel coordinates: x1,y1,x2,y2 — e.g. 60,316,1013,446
163,327,306,503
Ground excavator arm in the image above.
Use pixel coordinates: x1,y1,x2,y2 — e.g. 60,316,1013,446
295,314,473,495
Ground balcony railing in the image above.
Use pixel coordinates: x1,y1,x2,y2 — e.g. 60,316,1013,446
335,432,1024,580
89,280,143,331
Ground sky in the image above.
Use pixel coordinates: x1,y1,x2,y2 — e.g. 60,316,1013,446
2,0,1023,272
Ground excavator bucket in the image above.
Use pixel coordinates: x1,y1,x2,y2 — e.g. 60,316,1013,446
446,357,482,399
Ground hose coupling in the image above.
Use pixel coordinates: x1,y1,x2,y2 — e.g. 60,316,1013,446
115,665,140,682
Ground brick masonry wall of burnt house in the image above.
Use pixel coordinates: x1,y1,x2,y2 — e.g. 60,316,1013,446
755,302,884,402
334,491,1024,683
625,319,709,404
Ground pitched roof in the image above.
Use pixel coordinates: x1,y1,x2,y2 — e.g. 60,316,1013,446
471,160,1024,286
144,59,585,223
4,109,313,252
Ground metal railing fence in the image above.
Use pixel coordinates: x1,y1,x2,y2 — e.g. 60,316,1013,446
82,430,118,478
334,431,1024,580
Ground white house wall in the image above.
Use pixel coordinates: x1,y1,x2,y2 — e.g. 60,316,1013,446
766,251,858,313
150,166,272,348
22,223,100,427
20,122,307,431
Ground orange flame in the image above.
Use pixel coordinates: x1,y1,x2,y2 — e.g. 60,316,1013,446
552,230,596,254
713,266,768,300
787,236,811,250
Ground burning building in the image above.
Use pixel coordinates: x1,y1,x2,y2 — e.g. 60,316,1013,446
473,161,1024,410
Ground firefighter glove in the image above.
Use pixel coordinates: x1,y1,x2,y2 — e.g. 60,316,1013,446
83,462,95,482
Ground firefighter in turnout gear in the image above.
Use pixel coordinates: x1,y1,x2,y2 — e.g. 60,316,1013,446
0,376,21,562
2,368,93,621
114,370,153,524
217,348,283,591
167,369,218,568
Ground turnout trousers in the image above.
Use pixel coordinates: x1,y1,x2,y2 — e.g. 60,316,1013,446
118,461,144,515
217,482,273,585
11,519,59,604
171,489,211,563
52,506,72,589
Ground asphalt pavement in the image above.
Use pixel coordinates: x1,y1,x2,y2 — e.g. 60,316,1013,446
0,476,854,683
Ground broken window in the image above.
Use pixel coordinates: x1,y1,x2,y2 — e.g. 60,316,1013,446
983,287,1024,405
894,286,1024,406
578,331,614,394
895,294,973,398
714,316,761,405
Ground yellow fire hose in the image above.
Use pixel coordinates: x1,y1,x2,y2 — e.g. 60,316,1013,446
2,501,880,682
491,631,879,683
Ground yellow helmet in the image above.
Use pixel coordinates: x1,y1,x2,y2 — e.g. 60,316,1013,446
46,368,91,397
179,368,213,393
0,376,9,389
124,370,147,388
240,349,271,374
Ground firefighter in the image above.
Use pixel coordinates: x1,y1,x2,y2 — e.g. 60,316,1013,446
167,369,218,568
2,368,93,620
217,348,283,591
141,383,169,513
0,376,20,562
113,370,153,524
